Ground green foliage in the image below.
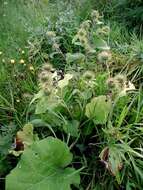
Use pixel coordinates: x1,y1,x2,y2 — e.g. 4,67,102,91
115,0,143,31
6,137,80,190
0,1,143,190
27,10,143,189
16,123,38,146
85,96,112,124
94,0,143,33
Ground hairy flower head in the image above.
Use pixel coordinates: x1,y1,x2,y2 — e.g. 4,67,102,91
97,51,112,63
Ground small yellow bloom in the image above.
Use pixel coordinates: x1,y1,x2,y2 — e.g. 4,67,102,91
19,59,25,64
2,59,5,63
0,51,2,55
29,66,34,71
16,99,20,103
10,59,15,64
21,50,25,54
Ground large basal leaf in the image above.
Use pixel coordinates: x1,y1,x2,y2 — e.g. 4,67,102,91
63,120,79,137
35,95,60,114
85,95,112,124
66,53,85,64
58,74,73,89
93,35,110,50
35,96,49,114
99,146,123,184
6,137,80,190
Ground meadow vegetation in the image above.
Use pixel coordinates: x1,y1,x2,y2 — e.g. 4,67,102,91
0,0,143,189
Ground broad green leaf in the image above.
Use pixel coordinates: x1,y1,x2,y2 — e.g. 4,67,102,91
99,146,123,184
17,123,37,147
30,119,49,128
85,95,112,124
93,35,110,50
66,53,85,64
6,137,80,190
35,96,49,114
58,74,73,89
9,123,38,156
63,120,79,137
35,95,60,114
30,90,44,105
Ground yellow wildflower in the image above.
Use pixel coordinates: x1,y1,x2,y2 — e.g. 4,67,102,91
29,65,34,71
21,50,25,54
19,59,25,64
10,59,15,64
2,59,5,63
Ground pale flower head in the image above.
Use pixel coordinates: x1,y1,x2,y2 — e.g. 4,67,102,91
10,59,15,64
97,51,112,63
46,31,56,37
118,80,135,97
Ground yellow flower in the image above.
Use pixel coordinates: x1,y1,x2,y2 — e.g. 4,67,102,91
10,59,15,64
16,99,20,103
21,50,25,54
19,59,25,64
29,66,34,71
2,59,5,63
0,51,2,55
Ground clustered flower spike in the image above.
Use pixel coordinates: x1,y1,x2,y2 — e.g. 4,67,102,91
72,10,110,54
80,20,91,30
46,31,56,37
38,63,57,95
72,18,95,53
96,26,110,36
81,71,96,89
46,31,60,52
91,10,103,25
